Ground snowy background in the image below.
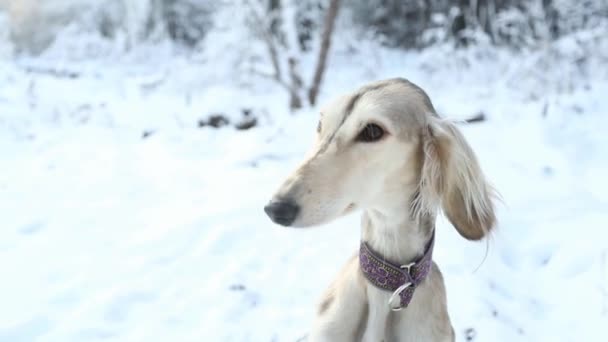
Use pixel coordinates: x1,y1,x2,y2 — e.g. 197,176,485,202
0,0,607,341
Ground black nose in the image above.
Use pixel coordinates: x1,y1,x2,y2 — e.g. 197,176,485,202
264,199,300,226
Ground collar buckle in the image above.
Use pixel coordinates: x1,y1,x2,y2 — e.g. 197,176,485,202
400,261,416,275
388,281,412,311
359,232,435,311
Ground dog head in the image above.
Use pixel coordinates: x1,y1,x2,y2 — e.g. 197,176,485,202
264,78,496,240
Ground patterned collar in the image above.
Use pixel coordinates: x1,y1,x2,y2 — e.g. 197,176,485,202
359,233,435,311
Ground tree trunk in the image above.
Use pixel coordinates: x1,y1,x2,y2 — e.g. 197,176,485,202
288,57,303,110
308,0,340,106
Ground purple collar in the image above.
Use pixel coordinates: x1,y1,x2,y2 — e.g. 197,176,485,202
359,233,435,311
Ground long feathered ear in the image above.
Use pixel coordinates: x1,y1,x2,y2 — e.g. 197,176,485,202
413,117,496,240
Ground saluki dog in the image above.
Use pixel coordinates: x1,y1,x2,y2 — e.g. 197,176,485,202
264,78,497,342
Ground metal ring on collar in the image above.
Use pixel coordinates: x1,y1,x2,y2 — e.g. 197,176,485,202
388,282,412,311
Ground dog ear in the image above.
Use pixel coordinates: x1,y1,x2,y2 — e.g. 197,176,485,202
413,117,496,240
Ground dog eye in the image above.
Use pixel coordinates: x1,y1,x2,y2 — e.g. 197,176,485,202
357,123,384,142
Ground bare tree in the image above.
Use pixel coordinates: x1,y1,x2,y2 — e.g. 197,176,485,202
288,57,304,109
245,0,304,110
308,0,340,106
246,0,342,110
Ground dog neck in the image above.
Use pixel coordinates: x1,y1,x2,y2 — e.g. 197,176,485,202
361,206,435,264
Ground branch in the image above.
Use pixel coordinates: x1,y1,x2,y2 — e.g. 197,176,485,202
463,111,486,124
244,0,283,81
287,57,303,110
244,0,303,111
308,0,341,106
23,66,80,79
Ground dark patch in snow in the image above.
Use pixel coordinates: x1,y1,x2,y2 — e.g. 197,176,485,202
198,109,259,130
464,327,476,341
142,130,155,139
229,285,259,307
19,222,44,235
229,284,246,291
571,104,584,115
464,111,487,124
23,66,80,79
235,117,257,130
198,114,230,128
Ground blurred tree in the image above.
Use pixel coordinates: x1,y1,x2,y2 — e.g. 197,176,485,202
308,0,340,106
1,0,606,62
160,0,214,47
348,0,608,49
246,0,341,110
294,0,324,52
350,0,440,48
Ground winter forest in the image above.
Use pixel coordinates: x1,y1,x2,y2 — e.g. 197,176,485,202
0,0,607,341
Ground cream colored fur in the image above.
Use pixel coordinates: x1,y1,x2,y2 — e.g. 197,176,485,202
267,78,497,342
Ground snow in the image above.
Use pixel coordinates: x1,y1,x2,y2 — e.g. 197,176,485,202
1,23,608,342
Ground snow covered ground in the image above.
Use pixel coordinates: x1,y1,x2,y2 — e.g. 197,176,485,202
1,28,608,342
